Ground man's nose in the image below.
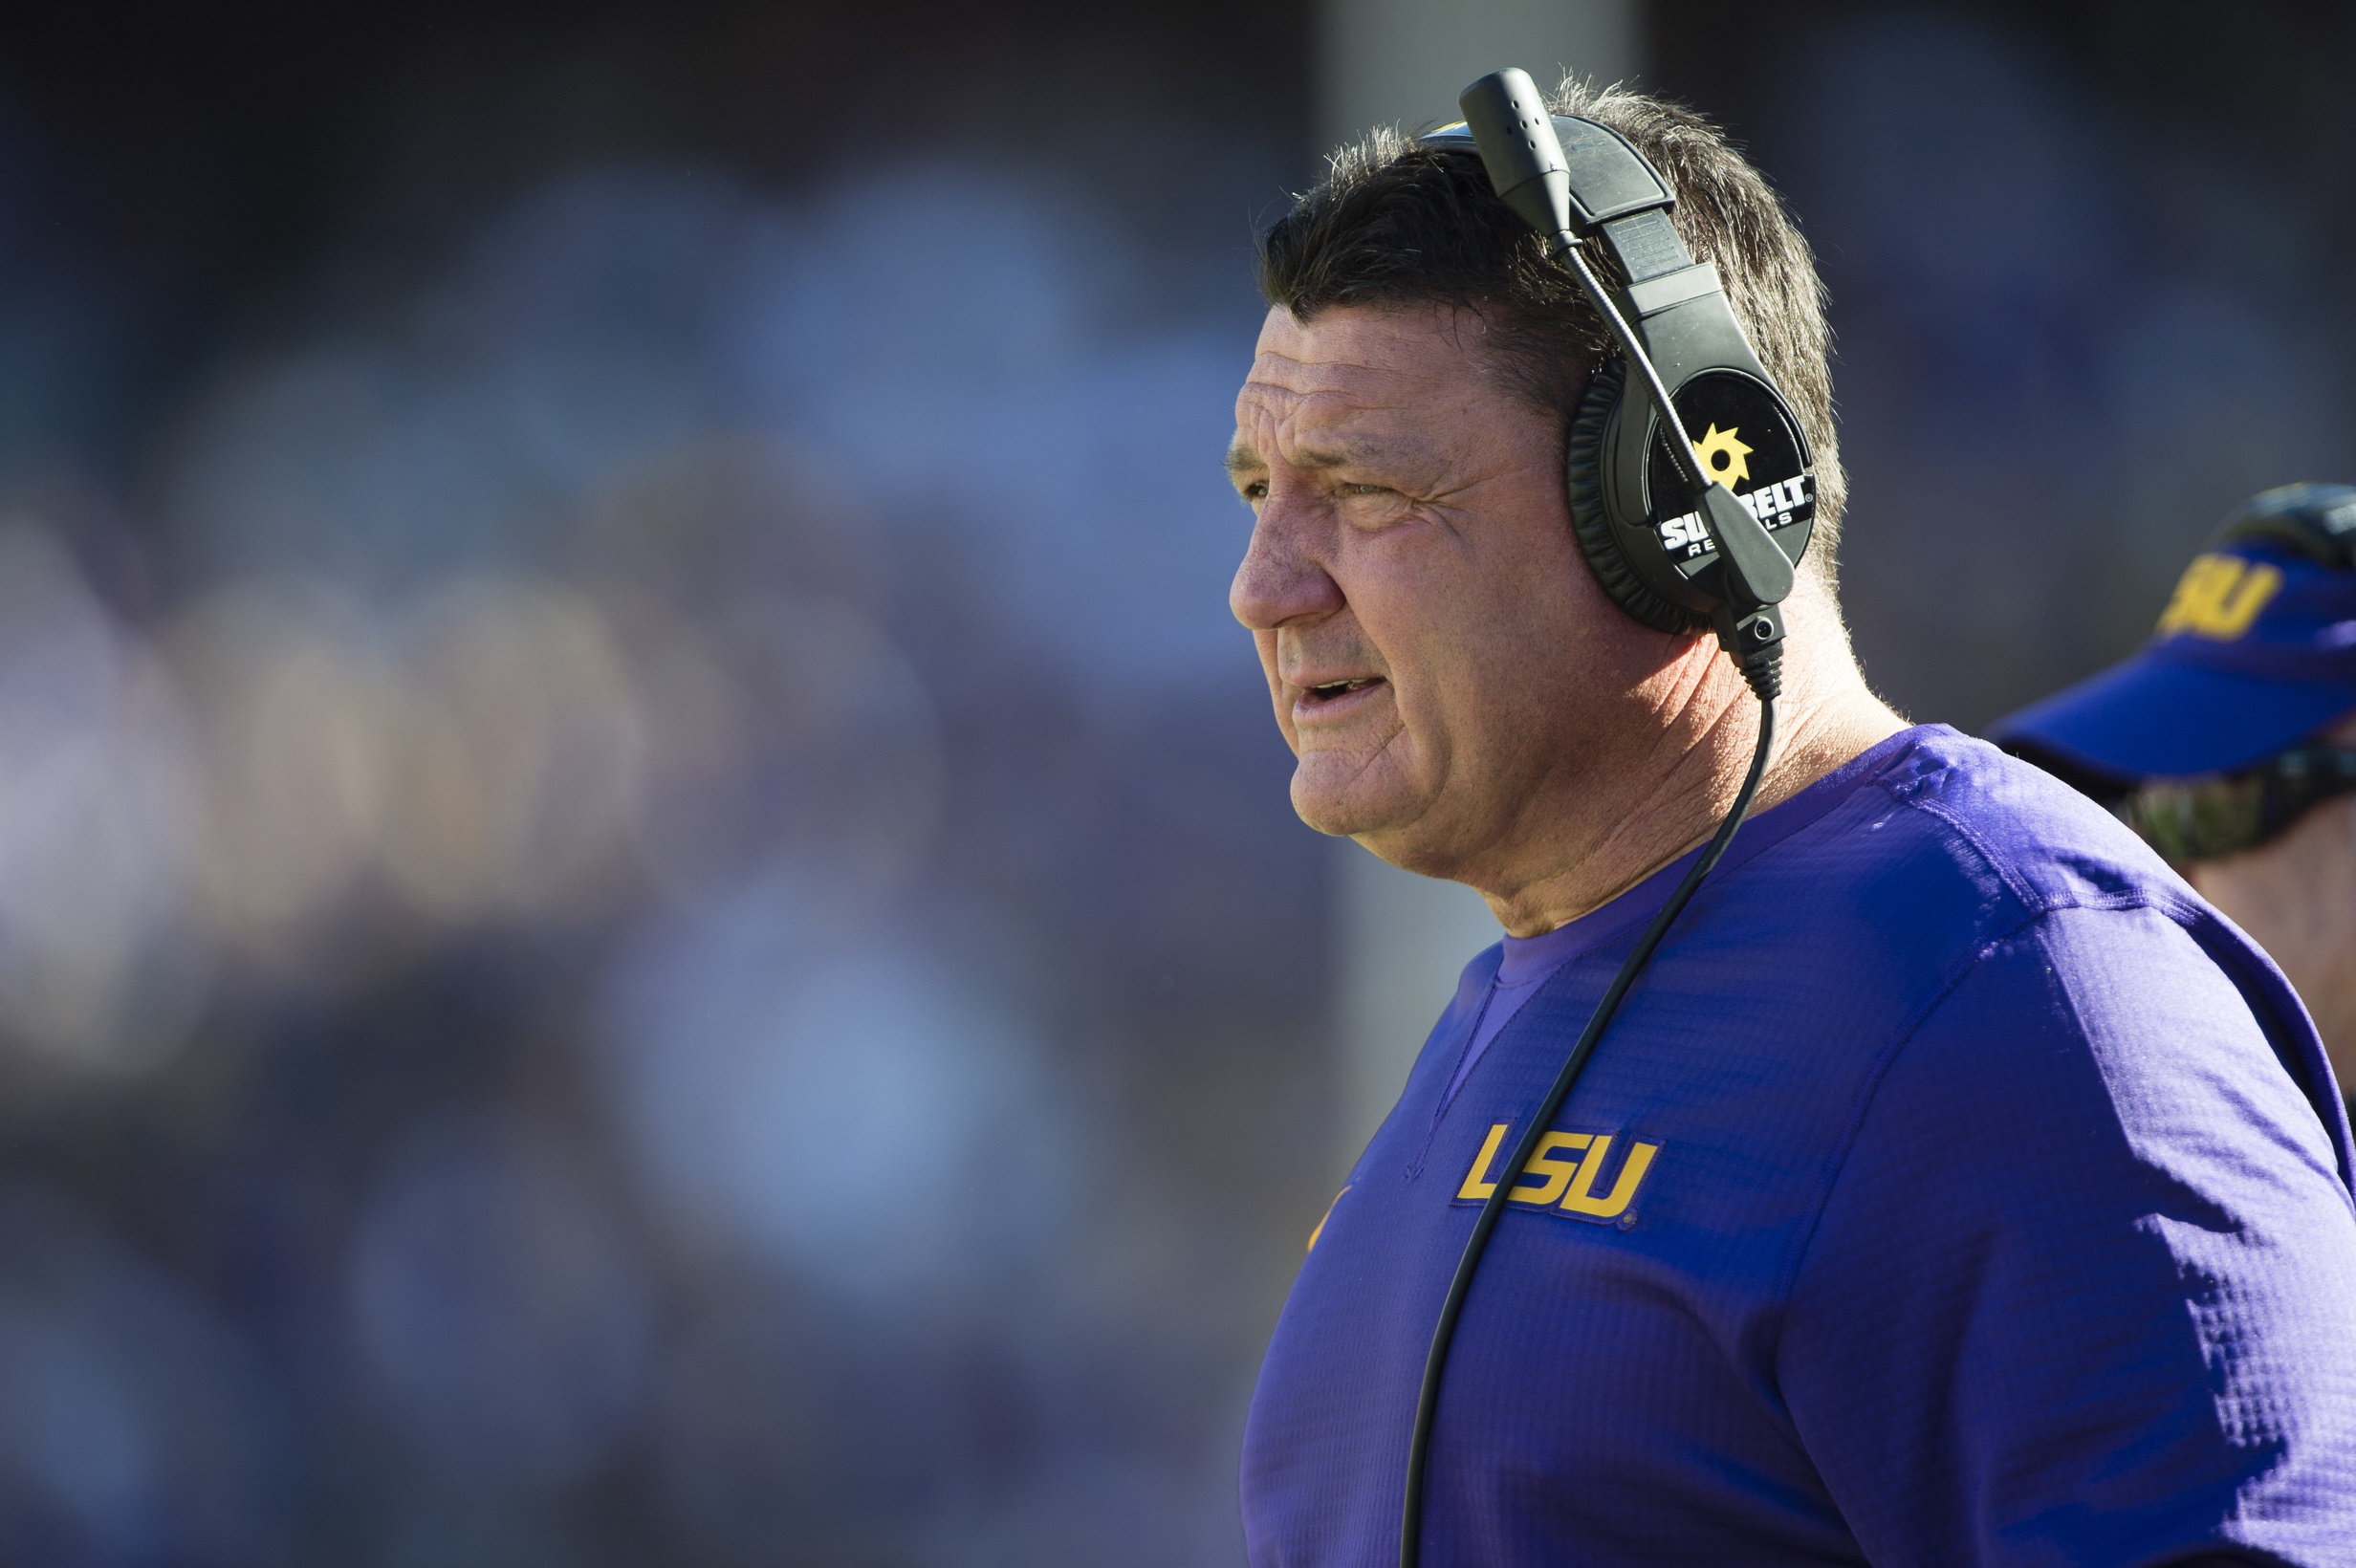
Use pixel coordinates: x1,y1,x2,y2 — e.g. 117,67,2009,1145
1231,498,1345,632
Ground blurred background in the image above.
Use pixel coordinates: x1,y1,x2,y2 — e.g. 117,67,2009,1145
0,2,2350,1562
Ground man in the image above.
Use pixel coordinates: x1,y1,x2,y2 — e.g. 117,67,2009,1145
1226,78,2356,1567
1992,483,2356,1102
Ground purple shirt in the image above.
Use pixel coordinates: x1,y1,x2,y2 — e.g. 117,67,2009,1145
1441,911,1608,1108
1243,726,2356,1567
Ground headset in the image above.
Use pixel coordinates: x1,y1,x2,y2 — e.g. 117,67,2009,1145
1424,73,1814,664
1394,70,1816,1568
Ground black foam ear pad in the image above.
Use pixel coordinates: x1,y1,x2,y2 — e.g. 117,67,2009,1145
1564,357,1709,635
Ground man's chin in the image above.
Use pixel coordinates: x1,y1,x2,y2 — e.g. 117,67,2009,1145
1288,761,1447,864
1288,764,1409,841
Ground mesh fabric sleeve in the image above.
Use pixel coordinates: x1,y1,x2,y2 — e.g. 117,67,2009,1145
1776,904,2356,1568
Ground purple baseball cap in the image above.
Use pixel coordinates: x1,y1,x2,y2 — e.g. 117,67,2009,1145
1988,483,2356,782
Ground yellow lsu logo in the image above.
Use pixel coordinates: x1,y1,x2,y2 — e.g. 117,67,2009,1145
1454,1122,1661,1227
2156,554,2280,642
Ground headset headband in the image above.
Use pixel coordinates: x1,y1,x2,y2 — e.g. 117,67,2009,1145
1422,119,1726,337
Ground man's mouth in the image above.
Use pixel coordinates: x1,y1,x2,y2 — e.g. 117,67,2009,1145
1301,677,1384,707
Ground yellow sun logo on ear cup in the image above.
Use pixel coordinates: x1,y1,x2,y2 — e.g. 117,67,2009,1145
1691,424,1753,490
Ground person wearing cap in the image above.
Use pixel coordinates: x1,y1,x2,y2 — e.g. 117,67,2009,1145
1991,483,2356,1097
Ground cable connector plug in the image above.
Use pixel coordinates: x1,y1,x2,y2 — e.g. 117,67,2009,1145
1712,603,1784,702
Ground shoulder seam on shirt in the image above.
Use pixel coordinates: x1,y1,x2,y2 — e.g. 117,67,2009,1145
1875,767,2199,923
1762,899,2062,1365
1764,895,2306,1343
1872,773,2047,916
2162,900,2356,1203
1767,771,2121,1328
1876,776,2354,1197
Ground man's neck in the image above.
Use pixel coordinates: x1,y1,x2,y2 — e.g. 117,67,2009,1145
1473,597,1906,938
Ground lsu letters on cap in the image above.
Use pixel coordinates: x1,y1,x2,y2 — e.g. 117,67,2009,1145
1990,483,2356,782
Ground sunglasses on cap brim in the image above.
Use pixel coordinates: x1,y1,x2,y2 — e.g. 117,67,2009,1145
2119,747,2356,865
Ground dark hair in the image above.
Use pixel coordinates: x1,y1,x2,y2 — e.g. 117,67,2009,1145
1255,77,1846,578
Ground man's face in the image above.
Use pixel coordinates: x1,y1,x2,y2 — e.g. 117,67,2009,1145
1227,301,1669,879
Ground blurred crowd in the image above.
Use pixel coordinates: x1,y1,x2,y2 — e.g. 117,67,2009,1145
0,38,1324,1564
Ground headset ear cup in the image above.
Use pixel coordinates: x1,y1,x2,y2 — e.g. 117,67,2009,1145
1564,357,1710,635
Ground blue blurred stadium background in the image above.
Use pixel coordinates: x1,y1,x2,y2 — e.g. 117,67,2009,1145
0,3,2348,1562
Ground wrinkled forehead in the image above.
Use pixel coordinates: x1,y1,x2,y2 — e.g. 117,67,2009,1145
1233,302,1499,454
